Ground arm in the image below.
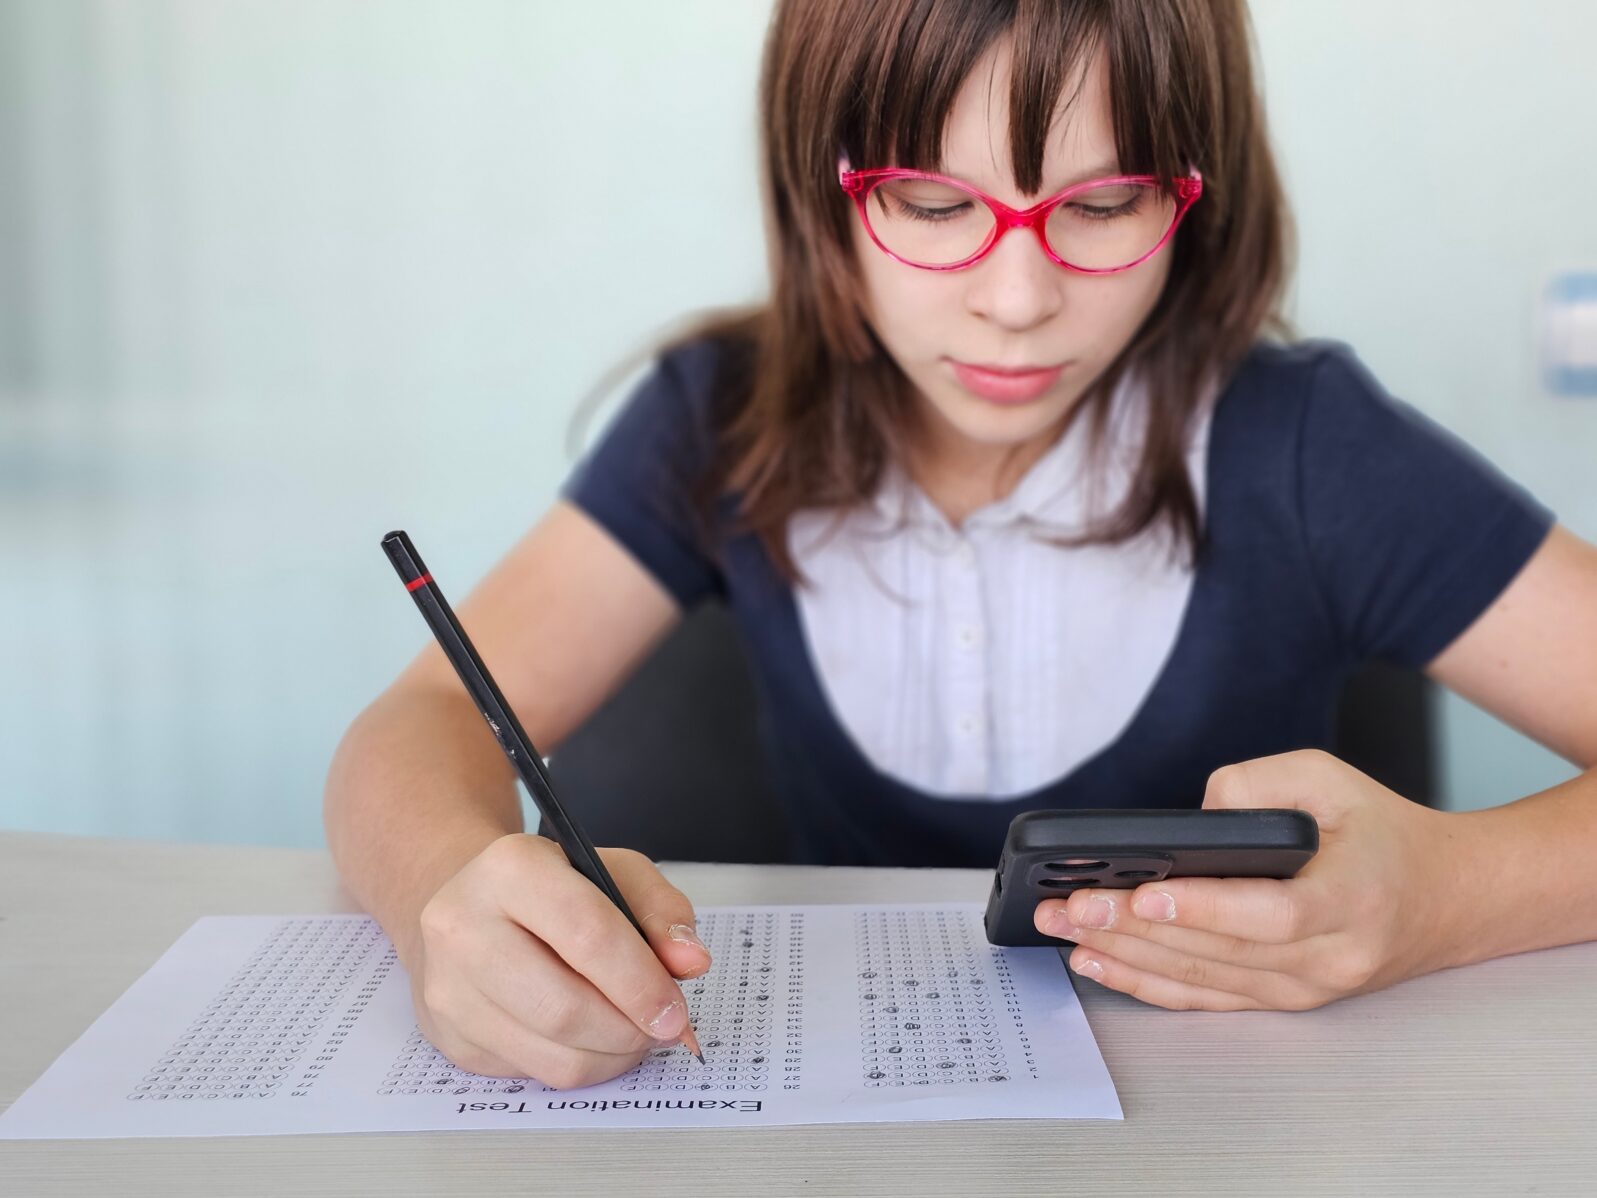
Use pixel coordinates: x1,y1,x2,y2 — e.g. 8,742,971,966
1420,522,1597,969
1030,342,1597,1009
322,499,681,971
325,500,720,1087
1029,523,1597,1010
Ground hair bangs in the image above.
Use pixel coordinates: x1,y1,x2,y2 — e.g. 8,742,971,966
838,0,1201,198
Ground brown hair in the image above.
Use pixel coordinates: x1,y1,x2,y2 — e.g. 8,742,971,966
593,0,1291,582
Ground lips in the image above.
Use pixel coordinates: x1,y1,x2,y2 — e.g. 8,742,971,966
947,359,1068,405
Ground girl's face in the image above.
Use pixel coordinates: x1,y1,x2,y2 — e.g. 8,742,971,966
851,40,1172,469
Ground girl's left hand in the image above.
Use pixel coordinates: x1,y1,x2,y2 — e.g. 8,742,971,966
1032,749,1466,1011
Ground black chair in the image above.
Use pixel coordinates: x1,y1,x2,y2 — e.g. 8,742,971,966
547,605,790,864
547,604,1436,864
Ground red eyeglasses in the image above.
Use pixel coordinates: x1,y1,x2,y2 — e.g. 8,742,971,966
838,159,1203,274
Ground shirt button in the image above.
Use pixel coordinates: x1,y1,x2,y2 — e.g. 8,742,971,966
957,714,978,737
955,541,975,569
956,625,980,650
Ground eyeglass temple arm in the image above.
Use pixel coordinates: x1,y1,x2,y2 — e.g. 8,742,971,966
837,153,857,191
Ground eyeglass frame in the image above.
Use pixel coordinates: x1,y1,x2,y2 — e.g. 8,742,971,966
837,156,1204,275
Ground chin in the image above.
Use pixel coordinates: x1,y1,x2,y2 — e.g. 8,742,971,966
938,397,1070,447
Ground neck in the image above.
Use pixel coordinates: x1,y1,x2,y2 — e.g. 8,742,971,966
905,412,1069,528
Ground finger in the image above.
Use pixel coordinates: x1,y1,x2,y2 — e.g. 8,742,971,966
1063,945,1284,1012
1203,748,1359,829
1065,871,1337,947
447,982,652,1090
487,837,696,1046
1034,891,1311,972
600,847,713,980
1053,922,1330,1011
466,915,659,1056
1156,868,1358,944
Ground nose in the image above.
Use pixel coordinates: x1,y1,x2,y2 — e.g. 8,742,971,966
962,224,1065,332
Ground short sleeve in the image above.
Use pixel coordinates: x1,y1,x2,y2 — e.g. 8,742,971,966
1297,343,1556,669
560,340,727,609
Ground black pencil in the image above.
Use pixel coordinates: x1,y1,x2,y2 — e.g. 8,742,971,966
380,529,704,1065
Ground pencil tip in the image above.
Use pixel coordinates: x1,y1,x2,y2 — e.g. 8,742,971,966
678,1019,706,1065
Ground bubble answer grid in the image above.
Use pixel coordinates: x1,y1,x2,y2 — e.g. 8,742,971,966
855,908,1036,1088
129,917,392,1103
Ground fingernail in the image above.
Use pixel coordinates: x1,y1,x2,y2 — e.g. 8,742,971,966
1078,895,1116,929
1134,889,1176,922
646,999,686,1040
667,923,706,952
1073,958,1104,980
1045,911,1078,940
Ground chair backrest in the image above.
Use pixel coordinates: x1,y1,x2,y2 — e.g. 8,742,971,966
547,604,1436,864
547,604,789,863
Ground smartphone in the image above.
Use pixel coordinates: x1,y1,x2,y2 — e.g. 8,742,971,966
983,808,1319,947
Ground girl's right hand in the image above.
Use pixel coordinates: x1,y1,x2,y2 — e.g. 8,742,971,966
407,832,712,1089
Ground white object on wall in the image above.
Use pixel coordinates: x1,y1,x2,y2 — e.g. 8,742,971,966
1542,271,1597,397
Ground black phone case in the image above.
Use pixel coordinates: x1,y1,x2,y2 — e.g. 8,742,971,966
983,808,1319,946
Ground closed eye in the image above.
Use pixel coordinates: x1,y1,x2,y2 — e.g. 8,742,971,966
1059,192,1146,222
879,193,974,223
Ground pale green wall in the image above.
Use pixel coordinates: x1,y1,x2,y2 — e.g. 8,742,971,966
1,1,1590,846
1250,1,1597,807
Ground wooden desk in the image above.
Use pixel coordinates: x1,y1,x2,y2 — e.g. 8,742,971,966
2,830,1592,1195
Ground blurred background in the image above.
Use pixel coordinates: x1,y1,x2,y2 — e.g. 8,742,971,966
1,0,1593,848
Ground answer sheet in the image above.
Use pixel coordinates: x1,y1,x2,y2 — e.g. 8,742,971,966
0,904,1121,1137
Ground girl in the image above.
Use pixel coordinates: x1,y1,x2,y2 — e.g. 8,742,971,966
324,0,1597,1090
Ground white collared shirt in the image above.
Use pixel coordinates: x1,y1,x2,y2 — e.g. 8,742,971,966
786,373,1214,799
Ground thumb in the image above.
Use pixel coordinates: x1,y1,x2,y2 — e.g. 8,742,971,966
1202,747,1354,831
599,847,713,980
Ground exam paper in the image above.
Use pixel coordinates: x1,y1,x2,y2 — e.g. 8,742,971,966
0,903,1121,1138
